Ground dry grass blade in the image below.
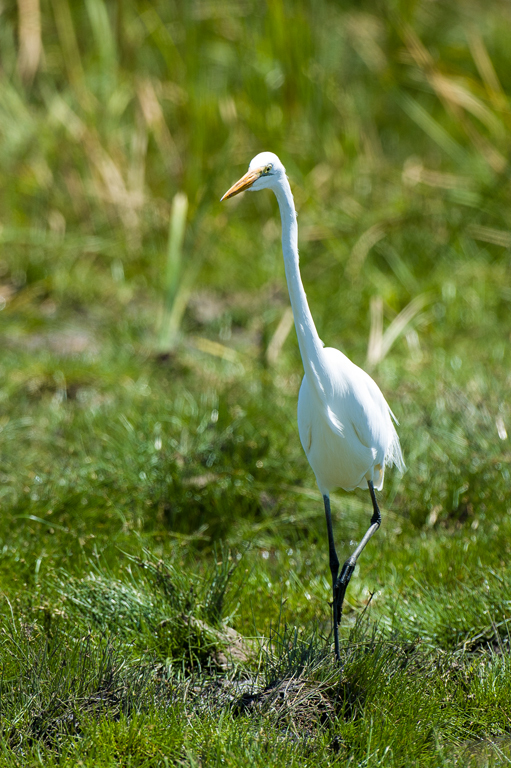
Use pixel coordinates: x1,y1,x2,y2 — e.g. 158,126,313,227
137,78,182,173
234,674,335,734
345,13,387,73
403,23,506,172
366,293,430,369
467,224,511,248
366,296,383,370
457,114,507,173
402,158,474,190
266,307,294,366
49,95,143,231
188,335,239,362
127,115,148,212
17,0,42,84
347,222,387,277
430,72,504,138
466,27,508,110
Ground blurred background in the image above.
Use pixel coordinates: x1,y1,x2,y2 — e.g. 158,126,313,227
1,0,510,577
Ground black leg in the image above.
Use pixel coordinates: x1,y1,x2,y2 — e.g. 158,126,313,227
323,495,340,661
368,479,381,527
331,481,382,657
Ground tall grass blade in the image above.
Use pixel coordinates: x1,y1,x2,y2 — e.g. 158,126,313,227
50,0,93,108
158,191,189,351
84,0,116,75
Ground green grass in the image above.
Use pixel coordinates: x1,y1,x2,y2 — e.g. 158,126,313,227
1,0,511,764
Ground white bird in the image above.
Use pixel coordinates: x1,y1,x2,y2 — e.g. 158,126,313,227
222,152,405,660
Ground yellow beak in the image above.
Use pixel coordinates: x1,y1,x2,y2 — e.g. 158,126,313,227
221,166,265,201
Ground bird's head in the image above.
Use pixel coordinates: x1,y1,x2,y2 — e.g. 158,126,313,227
221,152,286,201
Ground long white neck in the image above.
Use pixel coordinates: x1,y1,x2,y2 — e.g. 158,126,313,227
273,177,326,394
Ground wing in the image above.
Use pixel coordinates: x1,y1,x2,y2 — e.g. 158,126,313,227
321,347,405,473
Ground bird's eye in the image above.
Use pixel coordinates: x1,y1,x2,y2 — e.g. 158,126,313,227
264,164,273,174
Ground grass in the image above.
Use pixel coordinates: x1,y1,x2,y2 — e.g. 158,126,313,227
1,0,511,764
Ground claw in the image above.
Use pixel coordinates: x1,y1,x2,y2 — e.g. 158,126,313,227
332,557,357,632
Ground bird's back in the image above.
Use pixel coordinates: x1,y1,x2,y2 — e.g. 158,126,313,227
297,347,404,495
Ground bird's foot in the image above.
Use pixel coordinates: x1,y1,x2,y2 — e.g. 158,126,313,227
333,556,356,622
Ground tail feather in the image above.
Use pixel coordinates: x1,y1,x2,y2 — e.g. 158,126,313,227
386,422,405,474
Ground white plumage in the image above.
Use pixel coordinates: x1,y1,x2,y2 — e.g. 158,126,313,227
222,152,404,660
297,346,403,495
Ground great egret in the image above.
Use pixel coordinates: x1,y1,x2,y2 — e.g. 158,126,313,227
221,152,404,661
